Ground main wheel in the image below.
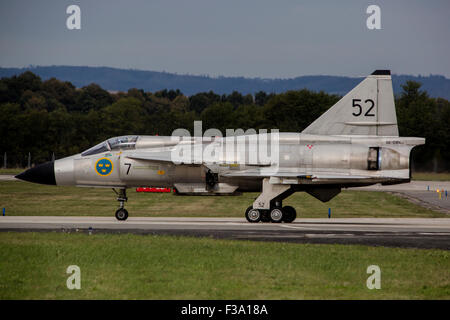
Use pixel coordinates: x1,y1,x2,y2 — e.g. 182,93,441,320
245,206,261,223
261,210,271,223
270,207,283,223
282,206,297,223
115,208,129,221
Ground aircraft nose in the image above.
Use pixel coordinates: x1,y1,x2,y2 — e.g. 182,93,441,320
15,161,56,185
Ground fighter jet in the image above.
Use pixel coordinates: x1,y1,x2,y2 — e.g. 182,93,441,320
16,70,425,222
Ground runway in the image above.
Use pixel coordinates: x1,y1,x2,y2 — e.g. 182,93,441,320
1,216,449,250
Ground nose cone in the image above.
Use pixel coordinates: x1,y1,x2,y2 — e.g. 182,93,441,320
15,161,56,185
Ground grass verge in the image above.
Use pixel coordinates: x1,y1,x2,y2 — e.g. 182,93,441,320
412,172,450,181
0,181,446,218
0,232,448,299
0,168,22,175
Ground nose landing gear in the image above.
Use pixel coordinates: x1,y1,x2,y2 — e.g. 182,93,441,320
115,208,128,221
113,188,128,221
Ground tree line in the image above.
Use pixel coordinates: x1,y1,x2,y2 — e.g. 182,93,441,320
0,71,449,171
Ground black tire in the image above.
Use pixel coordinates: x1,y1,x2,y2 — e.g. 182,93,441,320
261,210,271,223
282,206,297,223
115,208,129,221
270,207,283,223
245,206,261,223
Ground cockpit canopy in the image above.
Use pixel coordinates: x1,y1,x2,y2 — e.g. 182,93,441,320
81,136,139,156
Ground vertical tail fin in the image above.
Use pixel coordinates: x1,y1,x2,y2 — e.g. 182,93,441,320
302,70,399,136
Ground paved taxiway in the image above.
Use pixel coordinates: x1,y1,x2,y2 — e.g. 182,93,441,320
1,216,449,250
0,175,17,181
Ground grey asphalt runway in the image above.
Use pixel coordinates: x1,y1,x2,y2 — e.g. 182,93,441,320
0,175,17,181
1,216,449,250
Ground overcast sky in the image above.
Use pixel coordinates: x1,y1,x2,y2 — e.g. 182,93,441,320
0,0,449,78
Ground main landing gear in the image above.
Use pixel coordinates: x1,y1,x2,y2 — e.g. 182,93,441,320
245,178,297,223
245,205,297,223
113,188,128,221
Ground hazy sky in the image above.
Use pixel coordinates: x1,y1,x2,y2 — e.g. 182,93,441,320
1,0,449,78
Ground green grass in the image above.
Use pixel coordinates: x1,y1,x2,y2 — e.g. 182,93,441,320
412,172,450,181
0,168,22,175
0,180,446,218
0,232,448,299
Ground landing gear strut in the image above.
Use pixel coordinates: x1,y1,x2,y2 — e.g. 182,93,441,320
245,178,297,223
113,188,128,221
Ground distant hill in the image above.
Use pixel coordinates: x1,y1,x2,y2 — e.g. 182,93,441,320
1,65,449,99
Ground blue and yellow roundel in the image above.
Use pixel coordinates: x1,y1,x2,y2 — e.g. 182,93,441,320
95,158,113,176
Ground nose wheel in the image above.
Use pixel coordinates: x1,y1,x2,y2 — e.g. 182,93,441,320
113,188,128,221
115,208,128,221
